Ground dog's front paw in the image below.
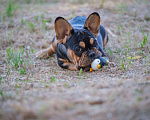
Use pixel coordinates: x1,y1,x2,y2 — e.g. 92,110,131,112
108,62,116,67
36,49,49,59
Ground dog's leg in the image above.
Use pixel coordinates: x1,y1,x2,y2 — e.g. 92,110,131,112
63,62,78,70
58,58,78,70
36,37,63,59
103,33,108,49
36,44,56,59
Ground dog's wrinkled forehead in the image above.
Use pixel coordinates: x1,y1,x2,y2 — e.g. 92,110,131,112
74,29,98,48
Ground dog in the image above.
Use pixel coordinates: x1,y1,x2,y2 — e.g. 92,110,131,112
36,12,110,71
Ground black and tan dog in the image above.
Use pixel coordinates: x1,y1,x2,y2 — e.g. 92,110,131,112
36,12,110,71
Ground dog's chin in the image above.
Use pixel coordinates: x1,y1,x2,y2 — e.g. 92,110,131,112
78,51,100,68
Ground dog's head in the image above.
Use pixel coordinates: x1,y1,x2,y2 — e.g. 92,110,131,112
55,12,101,68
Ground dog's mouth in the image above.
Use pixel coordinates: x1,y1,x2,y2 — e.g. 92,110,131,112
78,48,101,67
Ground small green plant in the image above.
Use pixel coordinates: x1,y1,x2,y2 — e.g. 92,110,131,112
64,82,69,88
138,49,146,58
79,68,83,76
121,57,125,71
100,0,105,8
140,27,148,48
135,89,143,94
50,76,55,82
117,24,123,35
34,16,39,22
108,48,113,56
0,90,4,98
137,97,142,102
25,0,31,4
78,68,87,78
0,76,2,84
5,1,17,17
28,21,35,32
6,47,14,60
21,18,26,25
127,55,132,69
5,65,10,78
119,2,127,11
20,63,26,74
70,10,75,19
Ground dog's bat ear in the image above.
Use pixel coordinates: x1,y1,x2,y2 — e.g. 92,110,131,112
55,17,73,40
84,12,100,37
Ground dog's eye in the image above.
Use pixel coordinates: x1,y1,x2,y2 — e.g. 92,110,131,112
75,47,83,52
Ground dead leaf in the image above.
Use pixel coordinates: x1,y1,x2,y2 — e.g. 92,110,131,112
88,99,104,105
16,84,21,87
127,56,142,60
146,76,150,80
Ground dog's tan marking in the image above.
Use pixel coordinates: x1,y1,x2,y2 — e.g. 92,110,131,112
59,58,68,63
103,34,108,49
90,38,94,45
67,49,80,66
79,41,85,48
63,62,78,70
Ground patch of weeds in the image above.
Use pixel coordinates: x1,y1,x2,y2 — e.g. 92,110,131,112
79,68,83,76
82,72,87,78
121,57,125,71
39,0,44,4
70,10,75,19
0,90,4,98
137,97,142,102
5,1,17,17
64,82,69,88
100,0,105,8
0,76,2,84
136,0,147,4
138,49,146,58
76,0,84,4
140,27,148,48
6,46,14,60
41,17,52,30
5,64,10,78
0,9,1,19
28,20,35,32
117,57,120,63
127,55,132,69
6,46,33,76
50,76,55,82
108,48,113,56
34,16,39,22
20,63,26,74
120,2,127,11
135,89,143,94
31,49,34,53
117,24,123,35
15,87,19,95
21,18,26,25
25,0,31,4
78,68,87,78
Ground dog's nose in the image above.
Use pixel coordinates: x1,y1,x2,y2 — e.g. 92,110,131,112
88,51,96,58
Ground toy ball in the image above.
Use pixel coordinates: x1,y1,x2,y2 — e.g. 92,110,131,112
90,57,108,71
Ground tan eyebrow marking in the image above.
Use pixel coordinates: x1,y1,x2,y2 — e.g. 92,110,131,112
90,38,94,45
79,41,85,48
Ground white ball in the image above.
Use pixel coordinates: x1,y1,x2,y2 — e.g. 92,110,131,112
91,59,101,70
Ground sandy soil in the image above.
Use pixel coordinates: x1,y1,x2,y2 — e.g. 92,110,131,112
0,0,150,120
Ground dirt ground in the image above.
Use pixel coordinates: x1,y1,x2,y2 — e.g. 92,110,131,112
0,0,150,120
